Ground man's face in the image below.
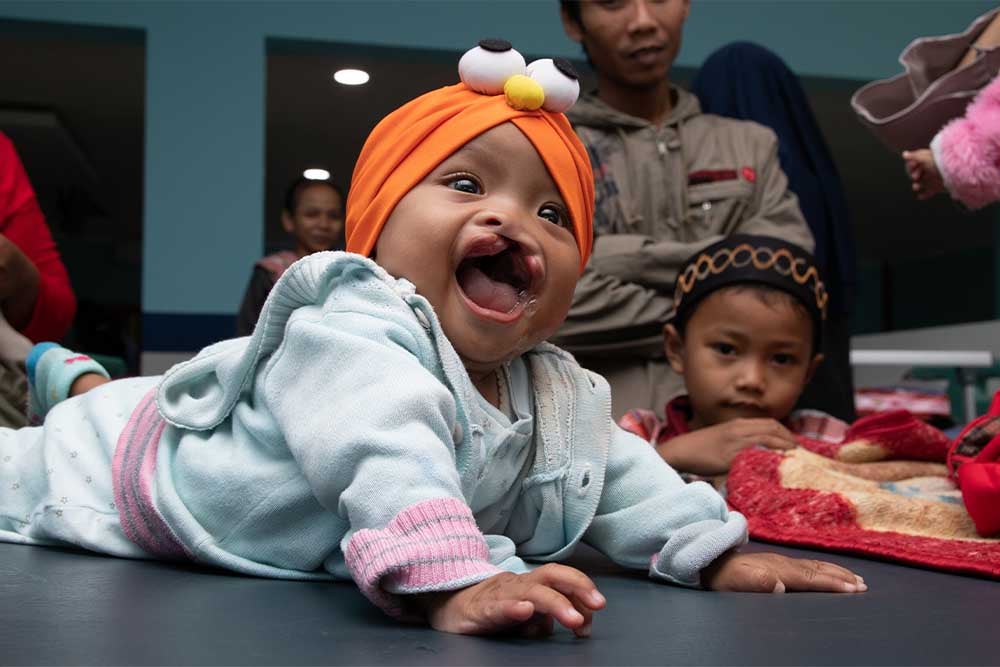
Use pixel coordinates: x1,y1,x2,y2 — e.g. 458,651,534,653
563,0,690,90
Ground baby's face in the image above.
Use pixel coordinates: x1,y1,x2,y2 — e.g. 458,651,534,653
671,288,816,429
375,122,581,375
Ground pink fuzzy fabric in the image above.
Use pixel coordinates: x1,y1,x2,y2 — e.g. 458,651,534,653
933,75,1000,209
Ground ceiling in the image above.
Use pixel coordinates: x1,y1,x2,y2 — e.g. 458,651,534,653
265,39,462,250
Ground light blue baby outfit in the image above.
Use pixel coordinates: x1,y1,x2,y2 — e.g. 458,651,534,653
0,252,746,613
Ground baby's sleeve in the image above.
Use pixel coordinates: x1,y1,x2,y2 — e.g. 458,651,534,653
583,425,748,587
261,309,502,615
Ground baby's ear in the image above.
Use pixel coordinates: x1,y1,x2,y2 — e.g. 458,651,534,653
664,323,686,375
281,211,295,234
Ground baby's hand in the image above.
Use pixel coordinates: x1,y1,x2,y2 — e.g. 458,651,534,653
702,551,866,594
656,418,798,476
902,148,944,200
416,563,606,637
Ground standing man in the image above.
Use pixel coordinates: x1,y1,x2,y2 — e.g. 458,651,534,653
555,0,815,418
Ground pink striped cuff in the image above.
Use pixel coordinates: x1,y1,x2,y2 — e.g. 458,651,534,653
112,388,191,561
345,497,501,616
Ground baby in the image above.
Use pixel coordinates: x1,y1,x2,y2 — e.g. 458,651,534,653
3,43,863,639
620,235,829,478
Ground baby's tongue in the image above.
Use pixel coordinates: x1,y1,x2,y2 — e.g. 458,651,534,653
457,264,519,313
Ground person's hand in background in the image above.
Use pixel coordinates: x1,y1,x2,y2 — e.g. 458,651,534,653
0,235,40,330
902,148,944,201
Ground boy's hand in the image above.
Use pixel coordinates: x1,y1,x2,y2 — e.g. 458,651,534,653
902,149,944,200
656,418,798,476
416,563,606,637
702,550,866,593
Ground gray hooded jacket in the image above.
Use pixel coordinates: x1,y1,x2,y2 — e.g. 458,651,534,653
552,86,814,418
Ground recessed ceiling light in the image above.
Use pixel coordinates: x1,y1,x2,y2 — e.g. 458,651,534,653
333,69,370,86
303,168,330,180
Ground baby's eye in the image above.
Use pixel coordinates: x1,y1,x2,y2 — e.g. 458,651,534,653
448,176,481,194
538,204,570,228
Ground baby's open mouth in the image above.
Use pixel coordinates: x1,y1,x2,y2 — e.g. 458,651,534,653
456,236,533,315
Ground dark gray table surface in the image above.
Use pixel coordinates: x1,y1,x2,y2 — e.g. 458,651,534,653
1,539,996,666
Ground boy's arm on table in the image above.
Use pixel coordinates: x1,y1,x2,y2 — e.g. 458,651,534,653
655,419,798,476
584,425,865,593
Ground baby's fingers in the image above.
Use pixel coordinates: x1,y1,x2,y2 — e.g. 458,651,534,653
459,598,536,635
533,564,606,610
532,564,605,637
521,584,590,637
778,558,867,593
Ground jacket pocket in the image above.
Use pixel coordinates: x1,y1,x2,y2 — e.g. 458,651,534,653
686,180,753,237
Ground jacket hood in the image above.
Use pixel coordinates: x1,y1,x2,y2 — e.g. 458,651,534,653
567,84,702,128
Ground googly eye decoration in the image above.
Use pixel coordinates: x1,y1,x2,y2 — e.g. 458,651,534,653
458,39,580,113
458,39,526,95
526,58,580,113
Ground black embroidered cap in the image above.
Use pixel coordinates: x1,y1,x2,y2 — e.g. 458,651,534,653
671,234,828,343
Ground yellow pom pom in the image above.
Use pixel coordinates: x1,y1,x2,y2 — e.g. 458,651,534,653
503,75,545,111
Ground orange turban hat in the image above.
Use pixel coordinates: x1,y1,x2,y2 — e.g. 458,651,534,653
345,46,594,271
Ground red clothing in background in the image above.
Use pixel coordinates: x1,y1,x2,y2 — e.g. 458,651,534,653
0,132,76,342
620,395,849,450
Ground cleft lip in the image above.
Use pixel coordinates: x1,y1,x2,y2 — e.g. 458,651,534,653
462,233,512,260
457,232,544,295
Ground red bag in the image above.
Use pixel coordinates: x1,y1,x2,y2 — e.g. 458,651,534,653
948,390,1000,536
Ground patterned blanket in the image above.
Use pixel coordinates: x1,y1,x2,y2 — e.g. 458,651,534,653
726,410,1000,579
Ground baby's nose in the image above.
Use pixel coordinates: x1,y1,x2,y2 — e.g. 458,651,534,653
477,202,531,230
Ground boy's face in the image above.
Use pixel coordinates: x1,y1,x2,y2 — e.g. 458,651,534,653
664,288,822,429
375,122,581,376
282,184,345,255
562,0,689,90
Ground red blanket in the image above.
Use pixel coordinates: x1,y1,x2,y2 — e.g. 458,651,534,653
726,410,1000,579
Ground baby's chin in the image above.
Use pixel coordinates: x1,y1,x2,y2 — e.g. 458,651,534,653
454,337,541,374
445,310,566,371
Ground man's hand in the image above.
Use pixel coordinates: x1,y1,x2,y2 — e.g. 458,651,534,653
902,149,944,201
416,563,606,637
702,551,866,593
0,235,39,329
656,418,798,476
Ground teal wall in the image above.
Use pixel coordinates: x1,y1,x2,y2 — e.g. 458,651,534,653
0,0,994,320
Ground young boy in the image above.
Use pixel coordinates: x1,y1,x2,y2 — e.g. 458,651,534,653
620,234,831,478
4,43,863,640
